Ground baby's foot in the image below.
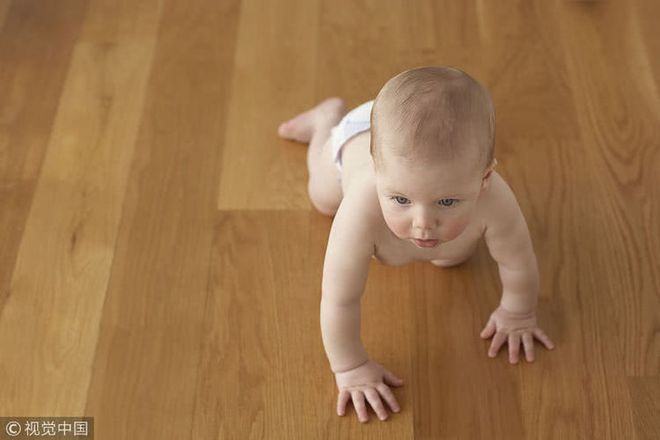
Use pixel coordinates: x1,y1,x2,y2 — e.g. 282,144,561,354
277,97,346,143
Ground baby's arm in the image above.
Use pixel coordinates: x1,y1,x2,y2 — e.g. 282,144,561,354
483,175,539,313
320,183,404,422
320,188,375,372
480,174,555,362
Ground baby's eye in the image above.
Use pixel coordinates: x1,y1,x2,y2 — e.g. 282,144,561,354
391,196,410,205
438,198,459,207
389,196,460,207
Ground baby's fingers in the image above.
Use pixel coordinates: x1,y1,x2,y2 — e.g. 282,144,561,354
488,330,508,357
508,333,521,364
364,388,389,421
480,317,496,339
351,390,369,423
337,390,351,416
383,369,404,387
376,383,401,413
522,333,535,362
533,328,555,350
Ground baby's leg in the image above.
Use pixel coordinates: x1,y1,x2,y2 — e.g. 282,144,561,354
278,98,347,216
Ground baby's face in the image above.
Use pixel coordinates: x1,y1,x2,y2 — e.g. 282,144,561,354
374,155,488,246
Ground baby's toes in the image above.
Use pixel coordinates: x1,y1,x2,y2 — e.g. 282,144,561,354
277,121,294,138
277,113,314,142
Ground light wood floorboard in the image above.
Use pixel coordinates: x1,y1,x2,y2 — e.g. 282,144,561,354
0,0,658,438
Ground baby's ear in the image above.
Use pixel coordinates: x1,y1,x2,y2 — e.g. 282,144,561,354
482,158,497,181
486,158,498,174
480,164,495,191
480,176,491,192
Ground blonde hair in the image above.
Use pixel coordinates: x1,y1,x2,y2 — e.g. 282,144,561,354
370,66,495,174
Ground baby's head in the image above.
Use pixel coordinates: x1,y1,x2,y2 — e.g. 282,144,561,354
370,66,497,245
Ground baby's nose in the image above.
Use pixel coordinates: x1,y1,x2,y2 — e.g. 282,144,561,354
414,219,438,232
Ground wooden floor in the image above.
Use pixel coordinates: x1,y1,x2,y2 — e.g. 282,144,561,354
0,0,658,438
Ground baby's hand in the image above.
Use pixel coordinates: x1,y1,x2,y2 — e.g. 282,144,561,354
334,359,404,423
480,305,555,363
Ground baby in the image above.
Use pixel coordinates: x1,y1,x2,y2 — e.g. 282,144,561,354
277,66,555,423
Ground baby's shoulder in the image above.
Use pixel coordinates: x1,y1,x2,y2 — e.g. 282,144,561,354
478,170,523,227
327,177,381,258
334,177,382,228
482,170,508,200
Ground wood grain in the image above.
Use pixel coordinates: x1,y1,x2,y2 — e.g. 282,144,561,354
0,0,657,438
216,0,319,211
0,0,161,417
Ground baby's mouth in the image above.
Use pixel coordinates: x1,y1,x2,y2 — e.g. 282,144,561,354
412,238,440,248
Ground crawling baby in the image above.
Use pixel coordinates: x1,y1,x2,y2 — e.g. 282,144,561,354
277,66,555,424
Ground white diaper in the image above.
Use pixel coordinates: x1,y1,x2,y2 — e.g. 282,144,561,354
329,100,374,178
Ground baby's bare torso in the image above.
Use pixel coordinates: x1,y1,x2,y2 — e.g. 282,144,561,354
339,131,491,266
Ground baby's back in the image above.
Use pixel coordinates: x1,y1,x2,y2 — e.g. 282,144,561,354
339,131,375,195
